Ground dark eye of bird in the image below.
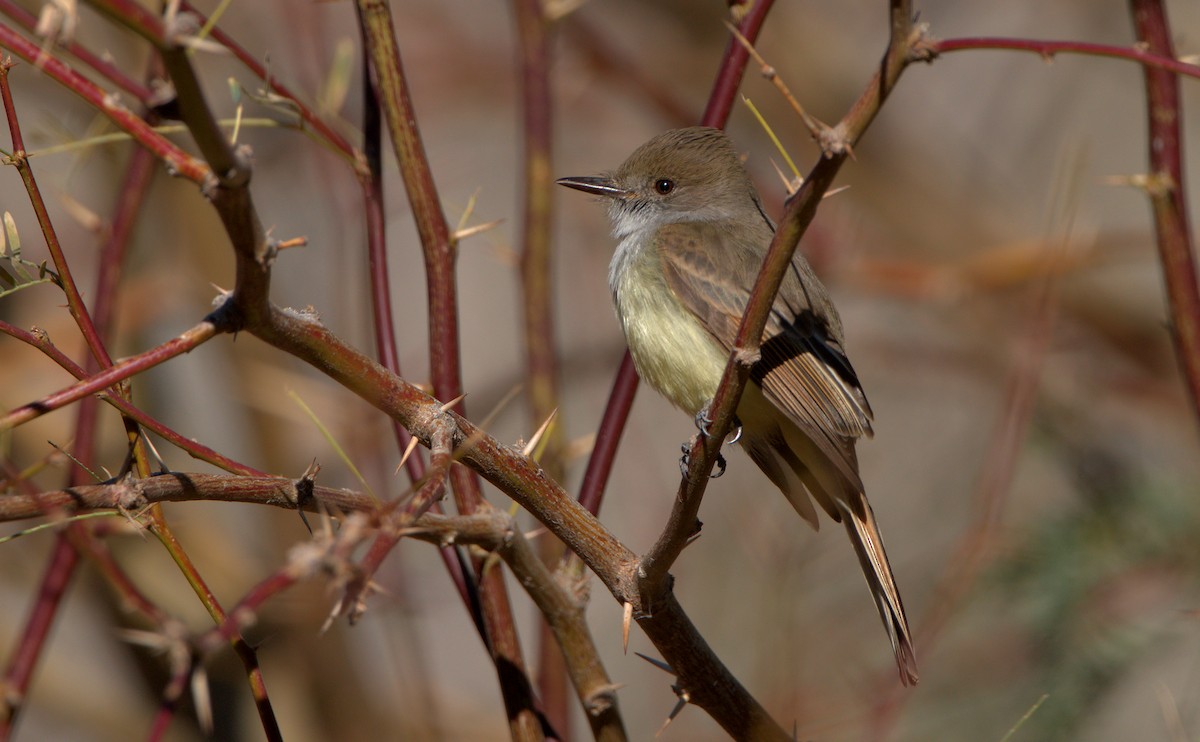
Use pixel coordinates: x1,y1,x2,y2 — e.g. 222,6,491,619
654,178,674,195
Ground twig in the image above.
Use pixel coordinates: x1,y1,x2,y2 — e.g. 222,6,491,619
512,0,573,732
0,321,264,475
0,0,154,102
514,0,566,484
357,32,425,478
723,20,828,144
5,15,281,734
489,510,627,742
144,506,283,741
0,320,219,430
343,427,455,624
701,0,777,128
934,35,1200,79
1127,0,1200,423
178,1,357,161
354,3,538,737
1,59,114,370
0,28,209,183
0,535,79,735
83,0,241,182
1,473,625,739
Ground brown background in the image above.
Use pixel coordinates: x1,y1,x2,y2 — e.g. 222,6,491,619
1,0,1199,739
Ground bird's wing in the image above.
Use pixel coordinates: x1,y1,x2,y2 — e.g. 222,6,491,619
656,221,873,478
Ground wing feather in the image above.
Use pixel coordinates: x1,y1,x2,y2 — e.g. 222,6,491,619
656,222,873,474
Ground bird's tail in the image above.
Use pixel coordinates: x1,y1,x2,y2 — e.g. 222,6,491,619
744,431,918,685
839,497,919,686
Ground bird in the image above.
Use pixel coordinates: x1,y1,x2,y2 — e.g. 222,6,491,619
557,126,918,686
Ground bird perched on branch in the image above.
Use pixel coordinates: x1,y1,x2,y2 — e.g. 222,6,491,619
558,127,918,686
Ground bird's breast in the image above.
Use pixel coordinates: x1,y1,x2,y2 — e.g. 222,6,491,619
610,235,728,415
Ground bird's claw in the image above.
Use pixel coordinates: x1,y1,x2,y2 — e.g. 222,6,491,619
695,404,743,446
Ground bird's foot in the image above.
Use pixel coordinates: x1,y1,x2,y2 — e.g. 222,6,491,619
694,403,743,446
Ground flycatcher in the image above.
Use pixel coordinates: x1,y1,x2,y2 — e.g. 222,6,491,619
558,126,918,686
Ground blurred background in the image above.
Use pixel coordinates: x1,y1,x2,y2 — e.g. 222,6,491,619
2,0,1199,739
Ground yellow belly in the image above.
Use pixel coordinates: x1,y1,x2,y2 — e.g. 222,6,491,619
614,262,728,415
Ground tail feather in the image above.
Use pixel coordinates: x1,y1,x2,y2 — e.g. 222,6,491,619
746,429,919,685
795,457,919,685
744,441,821,530
839,498,919,686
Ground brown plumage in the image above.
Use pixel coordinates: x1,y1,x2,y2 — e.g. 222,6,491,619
558,127,918,686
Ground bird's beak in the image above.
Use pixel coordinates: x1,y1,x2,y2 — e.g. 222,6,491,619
555,175,626,199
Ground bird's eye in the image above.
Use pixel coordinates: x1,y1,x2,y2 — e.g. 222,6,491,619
654,179,675,195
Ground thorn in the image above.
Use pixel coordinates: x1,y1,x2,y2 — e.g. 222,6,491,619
439,393,468,413
190,662,214,735
230,98,244,145
522,525,549,541
454,218,505,242
634,652,674,674
622,601,633,653
46,439,103,483
769,157,802,196
655,697,689,737
454,187,481,233
321,594,348,635
138,432,171,475
522,408,558,458
394,435,421,475
815,124,855,159
584,681,626,717
725,20,829,143
1104,172,1173,198
209,282,232,304
274,236,308,250
633,653,693,737
347,578,384,625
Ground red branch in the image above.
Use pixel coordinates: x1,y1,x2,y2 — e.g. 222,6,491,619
0,28,209,182
934,36,1200,79
1127,0,1200,421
